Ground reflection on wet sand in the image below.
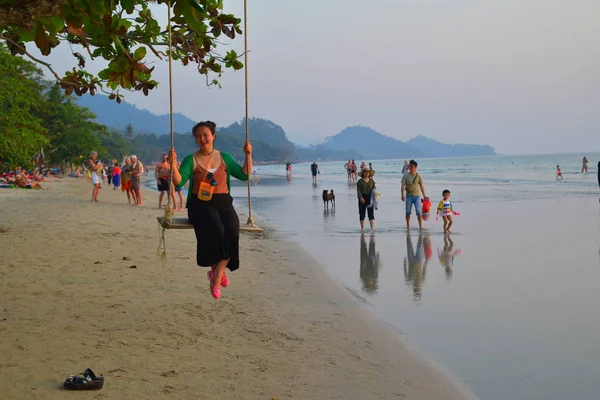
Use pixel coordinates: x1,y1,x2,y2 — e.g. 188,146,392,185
359,233,382,295
403,232,433,302
437,234,462,281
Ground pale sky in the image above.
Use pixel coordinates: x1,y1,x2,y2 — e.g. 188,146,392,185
34,0,600,154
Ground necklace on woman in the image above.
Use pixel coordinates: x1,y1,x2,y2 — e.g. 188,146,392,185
201,150,213,170
200,148,214,156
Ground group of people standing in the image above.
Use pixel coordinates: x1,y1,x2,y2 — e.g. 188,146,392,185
348,158,458,233
344,160,358,183
355,158,431,232
88,152,144,205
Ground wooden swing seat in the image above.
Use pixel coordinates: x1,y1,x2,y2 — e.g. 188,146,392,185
157,216,263,232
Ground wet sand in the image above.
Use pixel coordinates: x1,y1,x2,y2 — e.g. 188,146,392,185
0,178,475,399
240,172,600,400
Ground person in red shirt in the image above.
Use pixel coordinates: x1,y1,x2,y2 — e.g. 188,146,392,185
112,162,121,190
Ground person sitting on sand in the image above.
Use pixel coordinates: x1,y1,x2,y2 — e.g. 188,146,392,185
556,165,563,180
14,174,45,190
168,121,253,299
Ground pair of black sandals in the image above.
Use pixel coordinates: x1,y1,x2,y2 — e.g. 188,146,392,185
64,368,104,390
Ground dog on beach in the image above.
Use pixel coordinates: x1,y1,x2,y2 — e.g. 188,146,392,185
322,189,335,210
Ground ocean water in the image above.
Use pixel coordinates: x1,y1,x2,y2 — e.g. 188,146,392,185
230,153,600,400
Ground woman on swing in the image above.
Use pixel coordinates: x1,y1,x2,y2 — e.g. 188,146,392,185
168,121,252,299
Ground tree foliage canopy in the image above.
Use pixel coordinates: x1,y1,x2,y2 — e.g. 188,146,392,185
0,44,49,166
41,84,108,164
0,44,108,168
0,0,243,101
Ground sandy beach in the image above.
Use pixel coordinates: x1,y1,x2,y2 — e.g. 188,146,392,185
0,178,475,400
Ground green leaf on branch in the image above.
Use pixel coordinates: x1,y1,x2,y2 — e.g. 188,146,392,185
120,0,135,14
98,69,110,80
133,46,146,61
182,6,207,35
118,19,133,31
187,0,204,12
19,30,36,42
36,16,65,33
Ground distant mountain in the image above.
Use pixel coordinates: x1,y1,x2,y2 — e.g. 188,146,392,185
219,118,296,151
217,118,296,162
79,95,496,162
217,119,361,162
76,95,196,134
323,126,496,158
296,145,361,162
323,126,423,158
406,135,496,157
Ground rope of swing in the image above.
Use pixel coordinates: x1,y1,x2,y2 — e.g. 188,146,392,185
244,0,254,226
158,0,175,258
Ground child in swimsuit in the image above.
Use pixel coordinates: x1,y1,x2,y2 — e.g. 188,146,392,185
556,165,563,180
437,190,455,233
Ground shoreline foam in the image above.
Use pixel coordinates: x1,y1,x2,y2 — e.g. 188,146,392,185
0,178,475,399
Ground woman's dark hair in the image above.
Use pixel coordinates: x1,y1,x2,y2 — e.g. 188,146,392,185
192,121,217,137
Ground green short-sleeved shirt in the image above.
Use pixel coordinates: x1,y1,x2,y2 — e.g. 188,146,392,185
402,173,423,197
175,151,248,207
356,178,375,199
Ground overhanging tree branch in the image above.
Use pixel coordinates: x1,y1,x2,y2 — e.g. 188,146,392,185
0,0,244,99
0,34,78,87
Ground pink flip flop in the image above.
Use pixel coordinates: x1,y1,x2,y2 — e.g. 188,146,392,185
207,271,221,299
220,272,229,288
